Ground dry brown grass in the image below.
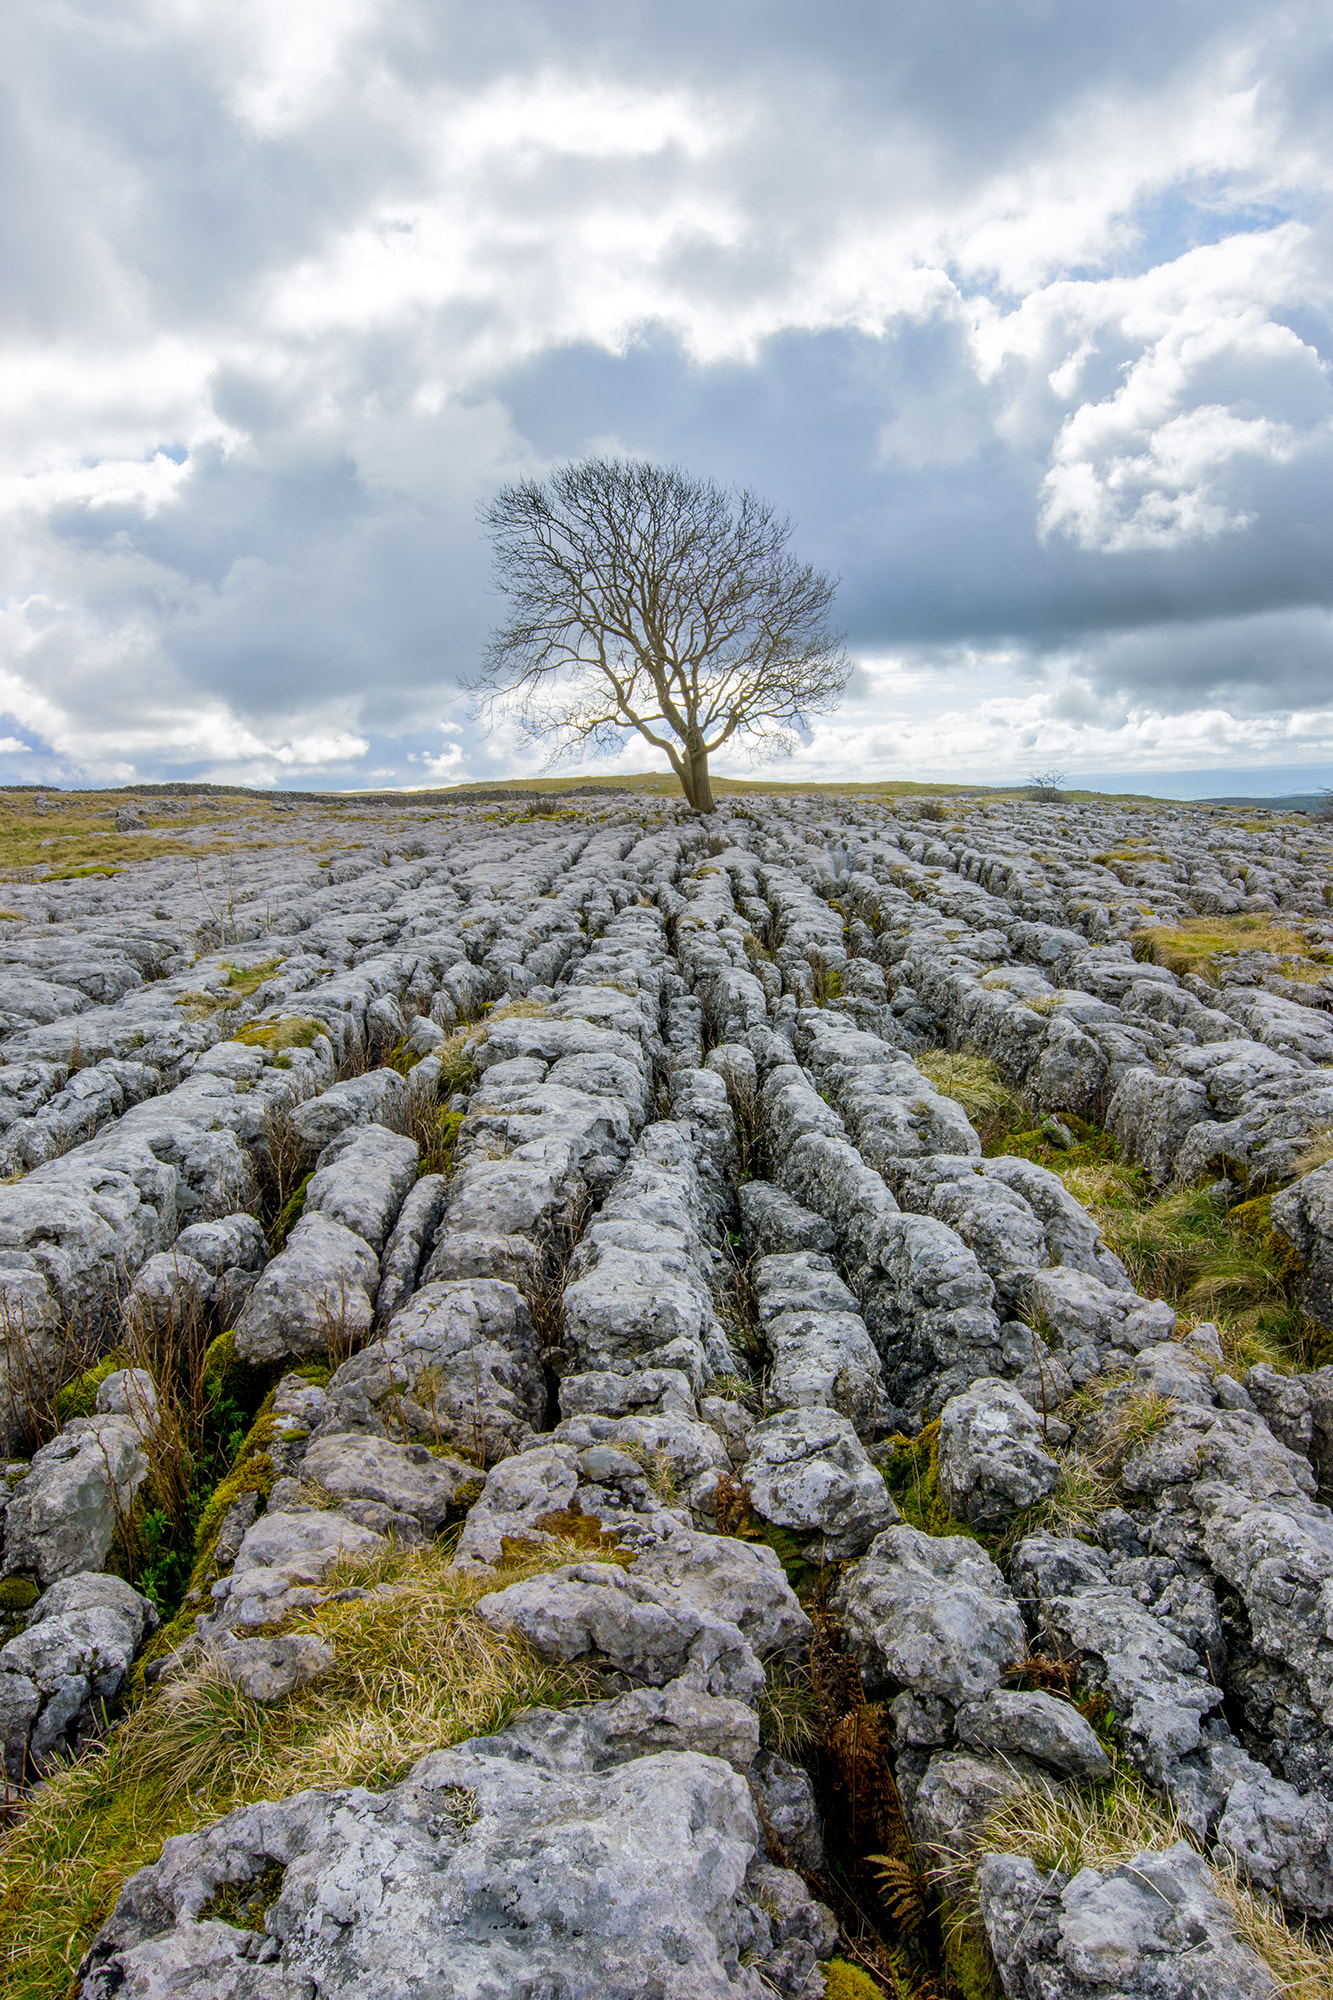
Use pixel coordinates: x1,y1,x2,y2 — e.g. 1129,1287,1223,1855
914,1048,1016,1122
0,1536,602,1995
1132,914,1319,982
969,1761,1333,1998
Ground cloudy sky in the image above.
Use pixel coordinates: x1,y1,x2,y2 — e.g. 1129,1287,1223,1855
3,0,1332,795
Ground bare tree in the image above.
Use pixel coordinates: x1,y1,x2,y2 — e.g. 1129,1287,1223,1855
472,457,849,813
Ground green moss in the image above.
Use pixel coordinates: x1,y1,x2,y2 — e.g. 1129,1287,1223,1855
199,1328,288,1423
758,1523,823,1599
942,1907,999,2000
223,958,284,997
200,1861,286,1931
269,1170,313,1252
235,1015,322,1052
877,1420,974,1541
822,1960,885,1999
53,1353,126,1426
0,1577,38,1613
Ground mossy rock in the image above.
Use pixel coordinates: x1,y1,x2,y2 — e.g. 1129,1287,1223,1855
200,1862,286,1932
235,1016,323,1052
823,1961,885,1999
942,1905,1000,2000
269,1171,313,1253
53,1353,126,1427
877,1419,974,1541
758,1523,823,1599
0,1576,38,1614
200,1329,274,1418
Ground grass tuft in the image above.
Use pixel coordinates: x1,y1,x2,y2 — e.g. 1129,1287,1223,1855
0,1537,603,1995
963,1758,1333,1998
1131,915,1322,983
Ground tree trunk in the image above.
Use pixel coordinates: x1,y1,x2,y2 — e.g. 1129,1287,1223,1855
686,729,715,813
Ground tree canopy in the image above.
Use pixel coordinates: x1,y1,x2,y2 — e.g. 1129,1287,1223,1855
472,456,849,812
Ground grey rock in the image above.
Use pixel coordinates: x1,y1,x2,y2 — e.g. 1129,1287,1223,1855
954,1689,1111,1778
908,1749,1031,1889
754,1251,888,1436
744,1407,899,1559
559,1367,699,1420
122,1249,214,1336
93,1367,159,1426
374,1171,448,1323
300,1431,476,1537
631,1530,812,1664
1012,1534,1225,1823
976,1841,1274,1998
937,1378,1060,1525
0,1668,40,1779
2,1417,149,1586
204,1508,385,1634
212,1633,336,1705
749,1748,825,1872
232,1211,379,1366
453,1441,586,1566
319,1278,543,1465
80,1737,831,2000
1217,1767,1333,1918
476,1558,768,1698
174,1211,269,1277
0,1571,156,1766
834,1524,1026,1706
287,1068,408,1151
304,1120,419,1253
468,1675,761,1774
737,1181,837,1257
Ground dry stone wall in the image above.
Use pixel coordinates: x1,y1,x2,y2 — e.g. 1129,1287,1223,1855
0,787,1331,1994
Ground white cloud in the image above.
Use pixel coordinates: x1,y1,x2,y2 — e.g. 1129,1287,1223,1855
408,741,465,776
1,0,1331,788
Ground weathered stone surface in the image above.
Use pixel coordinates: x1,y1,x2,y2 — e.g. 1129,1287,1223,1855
1217,1768,1333,1918
0,1571,157,1768
303,1121,419,1253
476,1558,767,1697
287,1068,408,1151
2,1416,149,1586
300,1431,477,1537
833,1525,1026,1705
202,1508,385,1634
737,1181,837,1258
937,1378,1060,1525
232,1212,379,1366
317,1278,544,1464
976,1841,1274,1999
743,1406,898,1558
80,1736,833,1999
954,1688,1110,1778
15,788,1333,1962
211,1633,336,1705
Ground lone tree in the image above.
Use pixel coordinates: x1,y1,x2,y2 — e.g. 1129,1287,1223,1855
473,456,849,813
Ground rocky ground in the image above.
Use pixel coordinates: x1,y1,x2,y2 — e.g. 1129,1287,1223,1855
1,783,1333,1997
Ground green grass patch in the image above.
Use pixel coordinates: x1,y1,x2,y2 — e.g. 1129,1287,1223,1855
223,958,284,997
1131,914,1323,983
981,1102,1314,1371
0,1538,603,1997
235,1015,323,1052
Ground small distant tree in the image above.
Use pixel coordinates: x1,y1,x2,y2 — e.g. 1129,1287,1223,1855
472,457,850,813
1027,767,1068,803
